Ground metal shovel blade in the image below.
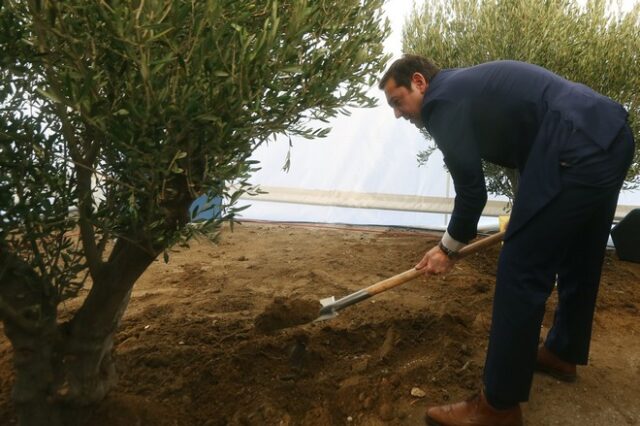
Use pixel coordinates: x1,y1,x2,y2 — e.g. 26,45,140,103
315,296,338,322
315,290,372,322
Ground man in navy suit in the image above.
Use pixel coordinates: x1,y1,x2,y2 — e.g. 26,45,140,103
380,55,635,426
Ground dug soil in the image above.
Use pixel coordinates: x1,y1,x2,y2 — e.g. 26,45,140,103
1,221,639,425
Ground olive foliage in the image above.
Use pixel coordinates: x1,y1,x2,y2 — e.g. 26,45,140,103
1,0,389,309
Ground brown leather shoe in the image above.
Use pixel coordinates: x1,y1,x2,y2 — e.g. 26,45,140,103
535,345,577,382
425,392,522,426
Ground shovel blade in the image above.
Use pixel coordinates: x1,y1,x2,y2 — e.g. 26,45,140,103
314,299,339,322
319,296,336,307
314,311,338,322
315,290,371,322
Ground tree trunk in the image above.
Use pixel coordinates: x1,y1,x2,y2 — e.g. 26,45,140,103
0,254,63,425
1,239,159,425
3,314,62,426
56,238,158,424
59,288,132,409
2,302,127,426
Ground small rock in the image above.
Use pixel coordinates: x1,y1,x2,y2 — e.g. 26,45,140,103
411,387,426,398
347,416,353,422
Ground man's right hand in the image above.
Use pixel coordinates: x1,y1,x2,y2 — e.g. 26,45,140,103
415,244,455,276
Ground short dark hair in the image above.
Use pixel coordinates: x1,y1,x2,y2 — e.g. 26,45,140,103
378,54,440,90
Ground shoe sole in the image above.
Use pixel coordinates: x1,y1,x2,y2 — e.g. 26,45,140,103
535,365,577,382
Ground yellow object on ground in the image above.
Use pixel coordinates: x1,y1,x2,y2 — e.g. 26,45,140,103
499,215,510,233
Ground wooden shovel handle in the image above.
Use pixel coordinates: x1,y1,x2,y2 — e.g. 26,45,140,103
365,230,505,296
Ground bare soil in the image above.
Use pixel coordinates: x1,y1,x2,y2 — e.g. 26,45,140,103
1,221,639,425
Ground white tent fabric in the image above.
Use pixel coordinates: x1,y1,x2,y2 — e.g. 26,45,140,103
237,108,639,230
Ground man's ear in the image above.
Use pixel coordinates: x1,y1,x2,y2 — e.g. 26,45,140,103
411,72,429,94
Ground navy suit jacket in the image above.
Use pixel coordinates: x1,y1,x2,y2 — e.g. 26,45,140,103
421,60,628,243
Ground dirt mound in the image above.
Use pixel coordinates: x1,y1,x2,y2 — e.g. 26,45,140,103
254,297,321,333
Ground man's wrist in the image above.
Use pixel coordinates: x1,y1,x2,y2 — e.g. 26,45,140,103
441,231,466,252
438,240,458,259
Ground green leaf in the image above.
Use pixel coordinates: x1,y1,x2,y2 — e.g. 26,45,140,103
35,88,64,104
197,114,222,123
281,65,302,74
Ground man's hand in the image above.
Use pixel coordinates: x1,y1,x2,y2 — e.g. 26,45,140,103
415,245,455,276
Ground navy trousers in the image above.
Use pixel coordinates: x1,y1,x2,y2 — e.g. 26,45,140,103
483,125,635,407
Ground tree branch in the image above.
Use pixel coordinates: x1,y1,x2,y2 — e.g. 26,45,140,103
27,2,104,278
75,162,104,278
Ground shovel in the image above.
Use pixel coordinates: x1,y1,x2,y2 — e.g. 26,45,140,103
316,230,505,322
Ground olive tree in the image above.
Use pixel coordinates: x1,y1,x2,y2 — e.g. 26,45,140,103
0,1,389,424
404,0,640,201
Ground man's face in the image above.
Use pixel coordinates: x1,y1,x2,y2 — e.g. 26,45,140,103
383,73,429,128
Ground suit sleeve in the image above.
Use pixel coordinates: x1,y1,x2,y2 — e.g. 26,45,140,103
424,100,488,244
